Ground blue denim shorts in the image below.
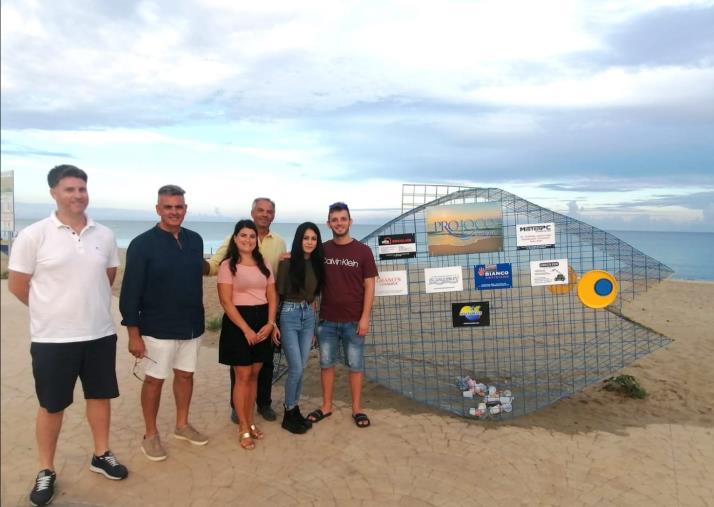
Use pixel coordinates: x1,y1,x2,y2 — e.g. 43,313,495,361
317,320,364,372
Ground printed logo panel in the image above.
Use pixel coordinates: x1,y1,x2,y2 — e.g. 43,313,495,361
516,222,556,250
378,233,417,260
424,266,464,293
375,270,409,296
425,202,503,256
474,263,513,290
530,259,569,286
452,302,491,327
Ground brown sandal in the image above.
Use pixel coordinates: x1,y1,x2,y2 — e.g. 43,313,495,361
249,424,265,440
239,431,255,450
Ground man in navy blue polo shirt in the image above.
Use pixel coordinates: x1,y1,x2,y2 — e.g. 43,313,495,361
119,184,208,461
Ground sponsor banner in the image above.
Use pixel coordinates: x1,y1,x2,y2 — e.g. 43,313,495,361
474,263,512,290
375,270,409,297
530,259,569,287
452,302,490,327
378,233,417,260
516,222,555,249
0,171,14,241
425,202,503,256
424,266,464,293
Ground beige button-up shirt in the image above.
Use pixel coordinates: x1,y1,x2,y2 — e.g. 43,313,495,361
207,230,286,276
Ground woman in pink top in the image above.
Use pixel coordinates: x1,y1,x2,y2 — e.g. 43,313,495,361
217,219,278,450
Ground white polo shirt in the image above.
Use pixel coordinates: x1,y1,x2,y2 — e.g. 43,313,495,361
9,212,120,343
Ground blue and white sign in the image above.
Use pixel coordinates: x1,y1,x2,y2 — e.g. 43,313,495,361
474,263,513,290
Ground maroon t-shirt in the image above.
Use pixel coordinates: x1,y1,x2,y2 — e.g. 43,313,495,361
320,239,378,322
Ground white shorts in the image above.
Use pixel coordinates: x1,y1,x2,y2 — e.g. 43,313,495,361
143,336,202,380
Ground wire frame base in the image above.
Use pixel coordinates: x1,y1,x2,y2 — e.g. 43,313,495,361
356,184,672,419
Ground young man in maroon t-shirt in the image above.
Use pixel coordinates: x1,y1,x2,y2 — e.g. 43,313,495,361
306,202,377,428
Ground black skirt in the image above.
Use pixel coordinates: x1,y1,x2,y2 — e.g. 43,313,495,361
218,304,272,366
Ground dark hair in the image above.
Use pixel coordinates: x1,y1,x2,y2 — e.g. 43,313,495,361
328,201,350,219
158,184,185,197
47,165,87,188
223,219,271,278
288,222,324,295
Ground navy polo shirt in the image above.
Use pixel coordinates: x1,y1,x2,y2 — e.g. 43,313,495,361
120,225,205,339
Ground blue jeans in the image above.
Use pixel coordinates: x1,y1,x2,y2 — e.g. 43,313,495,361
317,320,365,372
279,302,316,409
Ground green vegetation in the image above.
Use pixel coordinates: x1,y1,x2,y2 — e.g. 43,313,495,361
206,316,222,332
0,270,8,280
603,374,647,399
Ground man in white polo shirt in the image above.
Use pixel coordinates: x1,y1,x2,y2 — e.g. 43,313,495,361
8,165,128,507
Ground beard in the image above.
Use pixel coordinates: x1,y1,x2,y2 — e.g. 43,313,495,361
331,227,350,238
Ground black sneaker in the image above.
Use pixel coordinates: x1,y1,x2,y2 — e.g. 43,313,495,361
29,469,56,506
89,451,128,480
257,405,277,421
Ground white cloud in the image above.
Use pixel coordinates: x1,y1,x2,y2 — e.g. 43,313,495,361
591,0,714,22
468,66,714,109
2,0,712,131
2,0,713,231
0,2,46,41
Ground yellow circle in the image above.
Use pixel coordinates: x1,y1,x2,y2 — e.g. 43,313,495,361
577,270,619,308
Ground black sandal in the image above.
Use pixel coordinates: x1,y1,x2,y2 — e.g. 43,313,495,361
306,409,332,423
352,412,371,428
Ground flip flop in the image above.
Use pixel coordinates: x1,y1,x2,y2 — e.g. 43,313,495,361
352,412,371,428
306,409,332,423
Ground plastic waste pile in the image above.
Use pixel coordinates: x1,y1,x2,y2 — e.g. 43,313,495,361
455,376,514,417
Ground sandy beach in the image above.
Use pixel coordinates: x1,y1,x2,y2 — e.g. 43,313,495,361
2,261,713,505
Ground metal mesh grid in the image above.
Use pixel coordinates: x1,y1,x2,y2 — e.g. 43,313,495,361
272,349,288,384
357,184,673,419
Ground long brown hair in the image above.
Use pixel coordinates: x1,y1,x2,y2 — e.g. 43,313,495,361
222,219,270,278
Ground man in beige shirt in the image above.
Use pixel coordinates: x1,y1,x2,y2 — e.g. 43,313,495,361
207,197,286,422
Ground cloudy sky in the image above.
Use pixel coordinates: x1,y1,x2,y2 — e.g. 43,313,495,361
2,0,713,230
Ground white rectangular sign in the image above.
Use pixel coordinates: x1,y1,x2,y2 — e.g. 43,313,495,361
0,170,14,241
424,266,464,293
375,270,409,296
378,242,417,257
516,223,555,249
377,233,417,260
530,259,569,286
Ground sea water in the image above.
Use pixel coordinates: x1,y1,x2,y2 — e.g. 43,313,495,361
610,230,713,281
13,219,713,281
14,219,379,256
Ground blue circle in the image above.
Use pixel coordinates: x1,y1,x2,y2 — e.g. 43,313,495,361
594,278,613,296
